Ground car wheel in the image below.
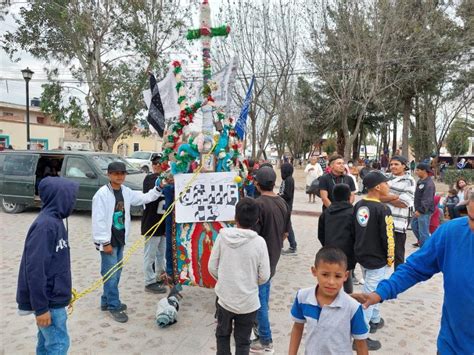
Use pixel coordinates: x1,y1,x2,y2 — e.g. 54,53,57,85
141,166,149,174
1,198,26,213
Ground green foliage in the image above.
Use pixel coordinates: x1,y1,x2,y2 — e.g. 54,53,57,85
322,138,336,156
444,168,474,187
446,119,472,158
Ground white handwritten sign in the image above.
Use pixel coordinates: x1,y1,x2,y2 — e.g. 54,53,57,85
174,172,239,223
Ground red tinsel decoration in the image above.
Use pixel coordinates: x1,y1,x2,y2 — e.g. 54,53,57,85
172,61,181,68
232,144,239,150
200,27,211,36
207,95,214,102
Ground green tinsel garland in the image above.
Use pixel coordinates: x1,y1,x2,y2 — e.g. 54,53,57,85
211,25,230,37
178,96,186,104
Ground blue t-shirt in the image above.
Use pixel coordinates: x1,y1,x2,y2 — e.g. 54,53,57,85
291,286,368,354
376,217,474,354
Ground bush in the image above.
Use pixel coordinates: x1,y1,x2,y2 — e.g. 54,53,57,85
444,168,474,187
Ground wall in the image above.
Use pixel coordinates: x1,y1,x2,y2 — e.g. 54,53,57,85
113,132,163,156
0,119,64,150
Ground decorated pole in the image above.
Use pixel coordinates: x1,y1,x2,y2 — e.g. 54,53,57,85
187,0,230,151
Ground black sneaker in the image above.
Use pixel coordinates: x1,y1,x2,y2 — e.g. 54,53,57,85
145,282,167,294
353,338,381,351
101,303,127,311
369,318,385,333
109,309,128,323
281,248,297,255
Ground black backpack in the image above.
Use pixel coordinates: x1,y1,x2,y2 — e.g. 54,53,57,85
306,177,321,196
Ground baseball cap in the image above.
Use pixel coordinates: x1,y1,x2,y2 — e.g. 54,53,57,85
390,155,408,165
416,163,433,173
107,161,127,173
363,171,389,189
255,166,276,186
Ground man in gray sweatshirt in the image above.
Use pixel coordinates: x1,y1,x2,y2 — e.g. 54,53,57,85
208,197,270,355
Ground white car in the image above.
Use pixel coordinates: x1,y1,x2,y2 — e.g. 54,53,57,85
126,151,161,173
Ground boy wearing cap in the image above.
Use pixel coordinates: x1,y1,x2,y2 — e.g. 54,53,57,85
412,163,436,247
250,166,290,353
92,161,164,323
379,156,415,269
353,171,395,351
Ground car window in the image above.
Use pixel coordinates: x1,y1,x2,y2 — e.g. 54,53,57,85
4,154,36,176
91,155,140,173
0,154,5,173
130,152,151,160
65,157,93,178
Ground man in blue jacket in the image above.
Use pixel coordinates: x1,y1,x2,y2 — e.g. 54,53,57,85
352,192,474,354
16,177,79,355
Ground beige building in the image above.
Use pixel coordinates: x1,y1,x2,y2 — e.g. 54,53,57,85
0,101,66,150
113,128,163,156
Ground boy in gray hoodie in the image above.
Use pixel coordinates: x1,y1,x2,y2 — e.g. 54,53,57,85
208,197,271,355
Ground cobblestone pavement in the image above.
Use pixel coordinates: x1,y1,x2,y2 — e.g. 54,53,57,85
1,185,443,354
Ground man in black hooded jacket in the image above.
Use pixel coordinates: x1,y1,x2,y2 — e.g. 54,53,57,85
317,183,355,293
279,162,297,254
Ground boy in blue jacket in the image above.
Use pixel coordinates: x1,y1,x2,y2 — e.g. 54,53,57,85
16,177,79,355
352,194,474,355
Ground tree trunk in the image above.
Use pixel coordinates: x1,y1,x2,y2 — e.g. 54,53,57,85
352,133,359,161
337,129,345,157
251,113,257,159
392,115,397,155
402,96,411,158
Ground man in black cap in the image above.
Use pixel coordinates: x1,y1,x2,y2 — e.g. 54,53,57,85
250,166,290,353
353,171,395,350
92,161,164,323
412,163,436,247
379,156,415,269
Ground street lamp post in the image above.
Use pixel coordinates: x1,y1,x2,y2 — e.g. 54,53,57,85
21,67,34,150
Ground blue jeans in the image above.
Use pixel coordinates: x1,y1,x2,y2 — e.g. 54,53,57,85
256,280,272,343
100,245,124,310
411,213,431,246
36,307,69,355
144,236,166,285
362,266,387,326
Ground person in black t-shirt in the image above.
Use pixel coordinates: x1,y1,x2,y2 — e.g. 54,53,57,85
250,167,290,353
142,157,167,294
353,171,395,350
319,155,356,209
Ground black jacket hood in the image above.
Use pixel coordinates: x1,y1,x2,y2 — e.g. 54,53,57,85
281,163,294,180
327,201,353,214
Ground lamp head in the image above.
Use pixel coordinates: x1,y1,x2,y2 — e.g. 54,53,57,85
21,67,34,81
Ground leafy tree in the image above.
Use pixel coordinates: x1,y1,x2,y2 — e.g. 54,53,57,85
3,1,193,151
446,118,472,164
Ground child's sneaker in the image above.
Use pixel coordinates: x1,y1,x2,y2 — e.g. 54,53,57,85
250,339,274,353
101,303,127,311
369,318,385,333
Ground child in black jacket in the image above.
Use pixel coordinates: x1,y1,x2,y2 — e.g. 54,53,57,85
317,183,355,293
17,177,79,354
279,162,297,253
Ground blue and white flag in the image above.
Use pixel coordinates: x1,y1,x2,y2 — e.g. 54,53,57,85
235,76,255,140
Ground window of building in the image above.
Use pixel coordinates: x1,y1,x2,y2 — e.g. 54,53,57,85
2,112,13,116
31,138,49,150
0,135,10,149
36,116,45,124
133,143,140,152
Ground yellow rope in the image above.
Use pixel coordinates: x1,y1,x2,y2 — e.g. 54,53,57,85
68,144,217,315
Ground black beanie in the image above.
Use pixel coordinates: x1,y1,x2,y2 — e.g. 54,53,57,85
333,183,351,202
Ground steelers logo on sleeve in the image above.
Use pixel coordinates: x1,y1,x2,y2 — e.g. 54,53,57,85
356,206,370,227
